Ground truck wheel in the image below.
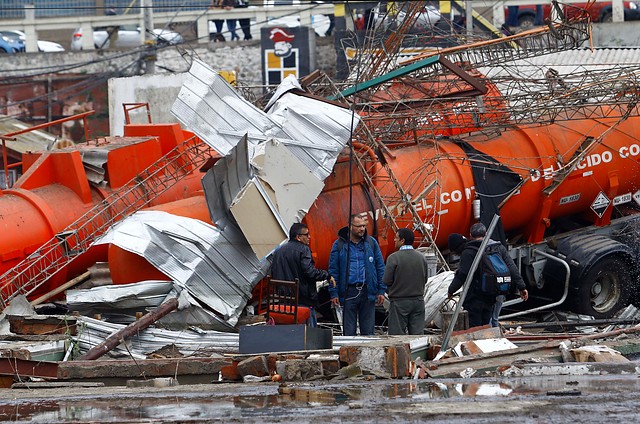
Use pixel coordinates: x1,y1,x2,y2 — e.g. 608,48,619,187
575,256,631,318
518,13,536,28
600,11,613,23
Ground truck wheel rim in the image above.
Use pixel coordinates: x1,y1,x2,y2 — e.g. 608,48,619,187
590,272,620,313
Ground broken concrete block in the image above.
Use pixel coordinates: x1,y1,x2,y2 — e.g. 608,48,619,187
307,354,340,375
8,315,77,336
126,377,179,388
278,359,323,381
237,355,269,377
339,341,411,378
220,360,241,381
338,363,363,378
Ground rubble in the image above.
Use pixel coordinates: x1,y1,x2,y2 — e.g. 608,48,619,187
2,3,640,399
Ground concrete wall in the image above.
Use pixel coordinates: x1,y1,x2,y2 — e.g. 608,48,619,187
591,21,640,46
104,38,336,135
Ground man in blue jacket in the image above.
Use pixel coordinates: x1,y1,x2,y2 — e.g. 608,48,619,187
329,214,386,336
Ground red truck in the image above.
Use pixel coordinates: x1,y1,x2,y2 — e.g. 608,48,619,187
508,1,640,27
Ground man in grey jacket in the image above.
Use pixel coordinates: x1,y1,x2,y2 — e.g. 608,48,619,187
383,228,429,335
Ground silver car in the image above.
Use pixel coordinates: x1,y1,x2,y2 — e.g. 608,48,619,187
373,2,441,33
1,30,64,52
71,25,183,50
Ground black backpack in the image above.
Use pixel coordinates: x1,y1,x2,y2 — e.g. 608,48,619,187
468,244,512,296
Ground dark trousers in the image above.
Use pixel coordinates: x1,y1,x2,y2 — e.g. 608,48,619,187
464,296,494,328
238,18,251,39
388,297,425,335
343,285,375,336
227,19,238,40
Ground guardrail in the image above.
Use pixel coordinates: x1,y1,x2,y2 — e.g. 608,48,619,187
0,3,335,52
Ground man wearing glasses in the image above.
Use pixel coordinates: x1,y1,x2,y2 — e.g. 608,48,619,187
270,223,335,327
329,214,386,336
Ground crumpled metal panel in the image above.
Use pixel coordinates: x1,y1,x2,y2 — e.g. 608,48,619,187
78,148,109,184
264,73,302,111
75,316,241,359
171,60,359,180
267,93,359,180
67,280,173,312
98,211,269,327
201,134,253,225
171,59,285,156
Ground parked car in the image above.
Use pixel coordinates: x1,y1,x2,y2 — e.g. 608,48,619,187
0,31,25,53
1,30,64,52
372,2,441,34
507,1,640,28
264,14,331,36
71,25,183,50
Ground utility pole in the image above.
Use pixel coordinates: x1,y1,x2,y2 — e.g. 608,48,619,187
142,0,156,74
466,1,473,35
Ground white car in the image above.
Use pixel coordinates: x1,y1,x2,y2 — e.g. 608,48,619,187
266,14,331,37
71,25,183,50
1,30,64,52
206,14,329,40
373,3,441,34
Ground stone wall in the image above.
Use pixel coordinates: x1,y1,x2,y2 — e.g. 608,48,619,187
0,37,338,87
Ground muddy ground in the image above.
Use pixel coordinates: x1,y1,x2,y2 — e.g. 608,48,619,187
1,372,639,423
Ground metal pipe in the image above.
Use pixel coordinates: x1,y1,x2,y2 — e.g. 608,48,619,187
79,297,179,360
439,213,501,355
500,248,570,319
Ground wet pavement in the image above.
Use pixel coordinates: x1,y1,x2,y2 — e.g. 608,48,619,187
2,373,640,423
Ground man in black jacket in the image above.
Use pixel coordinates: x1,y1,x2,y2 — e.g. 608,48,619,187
447,223,528,328
270,223,335,326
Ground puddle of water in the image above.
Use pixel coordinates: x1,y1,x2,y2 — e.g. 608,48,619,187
3,375,640,422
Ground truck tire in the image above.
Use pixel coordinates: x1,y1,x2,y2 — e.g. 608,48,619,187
600,10,613,23
518,12,536,28
575,256,631,318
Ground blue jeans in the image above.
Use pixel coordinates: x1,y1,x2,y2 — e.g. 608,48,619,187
490,295,505,327
227,19,239,40
342,285,375,336
506,6,520,27
308,307,317,328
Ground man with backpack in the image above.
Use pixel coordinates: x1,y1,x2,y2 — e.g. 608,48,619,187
447,222,528,328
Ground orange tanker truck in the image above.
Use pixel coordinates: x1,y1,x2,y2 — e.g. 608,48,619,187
304,107,640,319
104,106,640,320
2,107,640,320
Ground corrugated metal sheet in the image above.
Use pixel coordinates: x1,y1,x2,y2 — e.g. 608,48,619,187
171,60,359,181
98,211,269,327
267,91,359,180
171,59,283,156
201,134,253,225
76,316,240,359
482,47,640,80
68,281,234,331
0,115,55,154
75,315,430,358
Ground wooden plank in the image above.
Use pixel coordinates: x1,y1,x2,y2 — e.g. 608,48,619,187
57,357,232,380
